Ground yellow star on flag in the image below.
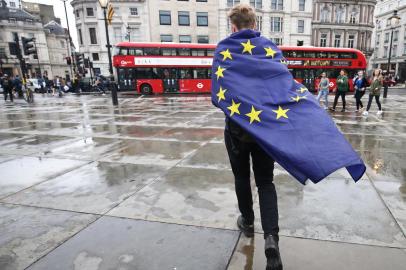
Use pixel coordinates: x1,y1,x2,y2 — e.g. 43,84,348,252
272,106,290,120
220,49,233,61
227,99,241,116
241,40,256,54
291,95,307,102
245,106,262,124
297,87,307,93
264,47,277,58
216,86,227,103
215,66,226,80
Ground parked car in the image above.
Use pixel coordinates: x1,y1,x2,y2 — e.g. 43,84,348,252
27,79,42,93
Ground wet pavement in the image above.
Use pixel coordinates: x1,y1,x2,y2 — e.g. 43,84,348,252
0,93,405,269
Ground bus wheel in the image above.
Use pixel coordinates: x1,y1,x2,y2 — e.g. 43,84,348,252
140,84,152,95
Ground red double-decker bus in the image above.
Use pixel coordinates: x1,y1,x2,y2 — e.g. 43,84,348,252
113,42,367,94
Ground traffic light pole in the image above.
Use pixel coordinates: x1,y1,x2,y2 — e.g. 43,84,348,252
102,6,118,105
33,39,41,77
62,0,76,76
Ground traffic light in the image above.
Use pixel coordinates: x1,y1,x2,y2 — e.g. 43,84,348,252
75,53,84,66
66,56,72,65
84,58,90,68
22,37,36,55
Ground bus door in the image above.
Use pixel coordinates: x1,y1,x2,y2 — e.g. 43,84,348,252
303,69,315,92
117,68,136,91
162,68,179,93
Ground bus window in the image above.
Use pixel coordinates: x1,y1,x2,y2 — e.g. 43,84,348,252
129,48,143,56
114,47,120,56
318,52,328,58
191,49,206,56
179,68,192,79
207,49,215,56
193,68,208,79
162,48,177,56
293,69,304,79
120,48,128,55
143,48,160,55
304,52,316,58
207,68,212,78
328,52,339,58
338,52,356,59
135,68,156,79
177,48,190,56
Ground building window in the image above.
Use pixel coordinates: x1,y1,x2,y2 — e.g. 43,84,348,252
321,7,329,22
179,35,191,43
10,2,16,7
178,11,190,26
350,8,357,24
250,0,262,9
197,35,209,43
9,18,16,23
384,32,389,43
60,40,65,48
297,20,304,33
403,44,406,55
197,12,208,26
86,8,94,17
76,9,80,17
383,46,388,58
320,33,327,47
161,34,173,42
0,47,6,57
348,35,355,48
335,6,344,23
196,0,207,2
256,16,262,31
392,45,397,57
271,38,282,45
394,30,399,41
270,17,283,32
92,53,99,61
114,27,122,41
25,19,33,24
271,0,283,11
159,10,171,25
89,28,97,44
227,0,240,7
78,29,83,45
130,8,138,16
376,34,380,46
299,0,305,11
334,34,341,47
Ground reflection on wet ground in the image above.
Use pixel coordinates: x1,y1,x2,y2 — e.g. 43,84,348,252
0,93,405,269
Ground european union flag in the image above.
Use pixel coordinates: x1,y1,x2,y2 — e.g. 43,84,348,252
211,29,366,184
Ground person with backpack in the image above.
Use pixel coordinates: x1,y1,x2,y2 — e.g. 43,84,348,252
353,70,368,112
1,74,13,102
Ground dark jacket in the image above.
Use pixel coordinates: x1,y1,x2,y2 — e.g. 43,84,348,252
336,75,349,92
1,77,12,90
225,117,255,143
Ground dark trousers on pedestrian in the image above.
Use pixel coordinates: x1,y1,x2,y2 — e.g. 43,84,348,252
3,87,13,102
224,130,279,237
333,91,346,110
366,94,381,111
354,90,365,110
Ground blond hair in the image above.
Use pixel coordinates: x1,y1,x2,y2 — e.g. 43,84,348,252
228,4,256,30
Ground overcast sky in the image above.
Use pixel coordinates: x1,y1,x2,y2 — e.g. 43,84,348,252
24,0,78,48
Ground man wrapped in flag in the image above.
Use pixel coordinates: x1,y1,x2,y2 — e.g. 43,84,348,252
211,4,366,270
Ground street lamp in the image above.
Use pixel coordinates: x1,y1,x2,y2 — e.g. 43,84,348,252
385,10,400,98
99,0,118,105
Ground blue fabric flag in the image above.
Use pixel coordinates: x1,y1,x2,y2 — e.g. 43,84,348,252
211,29,366,184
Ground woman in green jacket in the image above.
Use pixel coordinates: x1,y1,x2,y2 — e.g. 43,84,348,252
331,69,348,112
363,69,383,116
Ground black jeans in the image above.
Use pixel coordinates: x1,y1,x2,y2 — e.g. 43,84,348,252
224,129,279,237
354,90,365,110
3,87,13,102
333,91,346,110
366,94,381,111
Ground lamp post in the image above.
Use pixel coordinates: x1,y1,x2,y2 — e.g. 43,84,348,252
385,10,401,98
61,0,75,79
99,0,118,105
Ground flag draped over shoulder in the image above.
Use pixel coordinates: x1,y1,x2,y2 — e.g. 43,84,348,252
211,29,366,184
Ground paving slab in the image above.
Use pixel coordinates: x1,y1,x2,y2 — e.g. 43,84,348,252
253,172,406,248
228,234,406,270
178,142,231,170
108,166,241,229
27,216,239,270
0,204,97,270
0,156,88,199
4,161,166,214
100,139,201,167
154,127,223,142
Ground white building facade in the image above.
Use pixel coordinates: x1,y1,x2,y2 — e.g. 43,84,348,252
71,0,150,76
219,0,313,46
370,0,406,80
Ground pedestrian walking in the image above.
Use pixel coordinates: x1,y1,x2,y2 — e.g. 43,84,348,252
331,69,348,112
316,72,329,109
353,70,368,112
1,74,14,102
216,4,283,270
363,69,383,116
13,75,23,98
